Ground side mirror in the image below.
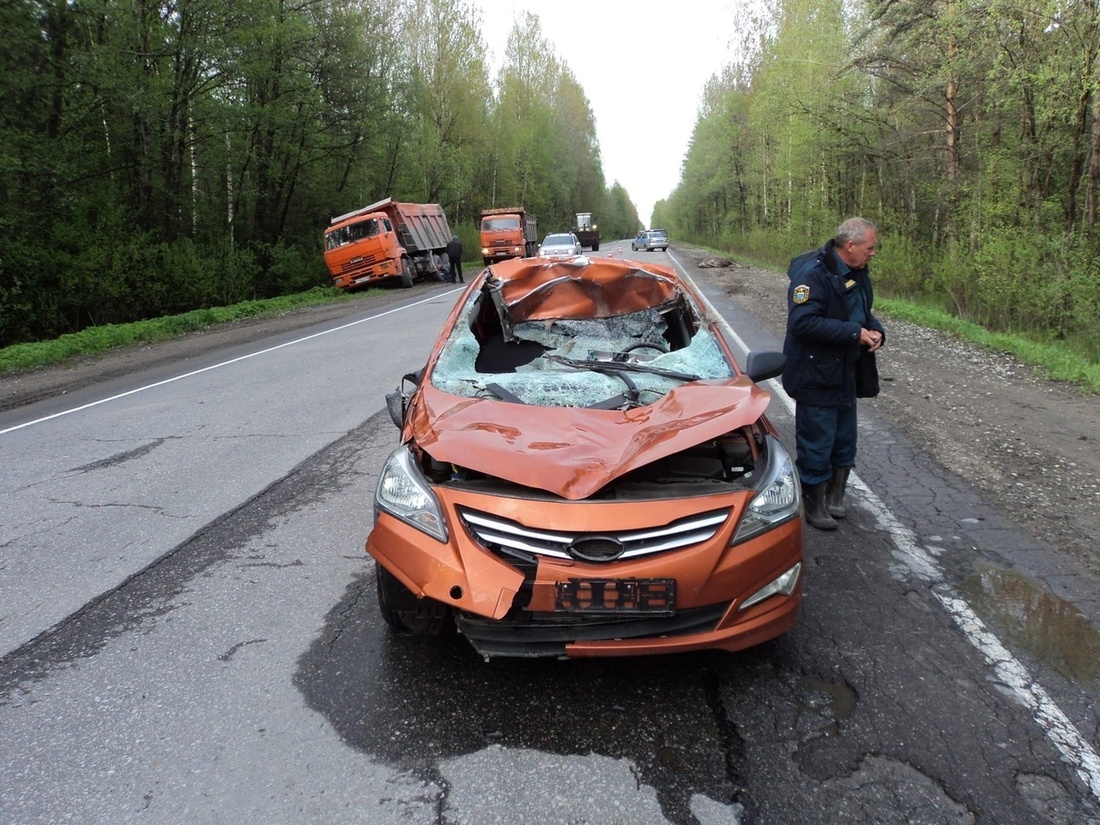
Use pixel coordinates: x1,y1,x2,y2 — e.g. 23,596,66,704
744,351,786,383
385,368,425,428
385,389,406,428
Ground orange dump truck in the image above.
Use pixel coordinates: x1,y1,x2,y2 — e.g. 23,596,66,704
479,207,538,265
324,199,452,289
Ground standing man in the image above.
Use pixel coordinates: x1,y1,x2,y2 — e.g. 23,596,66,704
782,217,886,530
446,234,464,284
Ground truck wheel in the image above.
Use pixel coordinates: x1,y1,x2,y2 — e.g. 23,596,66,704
399,256,414,288
375,564,450,636
592,242,600,251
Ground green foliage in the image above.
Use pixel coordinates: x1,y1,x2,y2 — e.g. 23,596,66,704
872,235,935,299
0,0,641,351
669,0,1100,376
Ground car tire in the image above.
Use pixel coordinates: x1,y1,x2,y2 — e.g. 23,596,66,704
375,563,450,636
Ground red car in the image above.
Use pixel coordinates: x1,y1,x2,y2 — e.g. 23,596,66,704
367,255,803,659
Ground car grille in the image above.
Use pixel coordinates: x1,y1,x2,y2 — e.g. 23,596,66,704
458,506,729,563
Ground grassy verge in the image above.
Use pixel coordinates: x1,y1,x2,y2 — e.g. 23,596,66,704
687,241,1100,394
876,298,1100,392
0,285,379,375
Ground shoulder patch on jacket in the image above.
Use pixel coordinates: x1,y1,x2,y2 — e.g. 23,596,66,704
793,284,811,304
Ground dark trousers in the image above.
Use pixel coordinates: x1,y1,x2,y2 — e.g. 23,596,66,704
795,402,857,485
449,256,463,282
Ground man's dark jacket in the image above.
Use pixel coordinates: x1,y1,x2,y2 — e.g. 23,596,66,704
446,237,462,261
781,240,885,407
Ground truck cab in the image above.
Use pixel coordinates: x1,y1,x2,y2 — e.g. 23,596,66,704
480,208,538,265
324,211,408,289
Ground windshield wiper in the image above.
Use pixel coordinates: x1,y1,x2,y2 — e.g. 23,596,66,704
544,354,701,382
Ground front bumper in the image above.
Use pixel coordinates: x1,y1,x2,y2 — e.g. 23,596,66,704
366,488,803,659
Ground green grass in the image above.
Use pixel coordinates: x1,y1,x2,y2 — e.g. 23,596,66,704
0,286,380,374
876,298,1100,393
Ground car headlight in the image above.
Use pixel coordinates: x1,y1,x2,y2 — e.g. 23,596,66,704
730,434,800,545
740,563,801,610
375,445,448,543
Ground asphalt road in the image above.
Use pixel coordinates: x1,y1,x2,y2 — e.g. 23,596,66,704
1,249,1098,825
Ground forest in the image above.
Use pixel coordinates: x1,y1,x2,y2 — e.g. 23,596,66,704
660,0,1100,364
3,0,1099,370
0,0,640,348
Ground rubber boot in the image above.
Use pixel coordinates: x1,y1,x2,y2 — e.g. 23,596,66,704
825,467,852,519
803,481,838,530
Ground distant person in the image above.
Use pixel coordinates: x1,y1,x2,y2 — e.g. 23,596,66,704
782,217,886,530
446,235,464,283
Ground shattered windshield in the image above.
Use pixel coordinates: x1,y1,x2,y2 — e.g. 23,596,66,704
431,271,734,408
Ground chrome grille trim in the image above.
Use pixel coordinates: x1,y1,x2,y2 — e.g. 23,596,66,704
459,507,729,562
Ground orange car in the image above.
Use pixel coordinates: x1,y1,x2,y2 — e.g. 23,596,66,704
366,256,804,659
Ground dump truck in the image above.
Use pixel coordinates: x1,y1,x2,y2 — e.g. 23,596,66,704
574,212,600,251
479,207,538,265
323,199,452,289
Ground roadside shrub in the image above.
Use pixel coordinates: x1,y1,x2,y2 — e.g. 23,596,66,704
873,234,932,299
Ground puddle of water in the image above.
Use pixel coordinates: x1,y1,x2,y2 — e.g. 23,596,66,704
799,675,857,721
959,563,1100,687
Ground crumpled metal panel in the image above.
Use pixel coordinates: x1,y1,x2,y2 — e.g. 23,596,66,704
405,256,772,500
409,381,769,500
492,256,681,321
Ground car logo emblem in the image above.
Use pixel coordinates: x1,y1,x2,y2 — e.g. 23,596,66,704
568,535,626,562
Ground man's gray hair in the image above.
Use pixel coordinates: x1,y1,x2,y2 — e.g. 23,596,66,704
835,217,877,245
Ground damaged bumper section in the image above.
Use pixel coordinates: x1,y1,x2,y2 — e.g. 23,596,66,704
365,256,804,660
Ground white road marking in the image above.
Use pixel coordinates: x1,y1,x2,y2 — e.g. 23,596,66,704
0,290,458,437
669,248,1100,803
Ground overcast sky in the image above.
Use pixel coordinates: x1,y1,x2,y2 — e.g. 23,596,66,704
474,0,742,228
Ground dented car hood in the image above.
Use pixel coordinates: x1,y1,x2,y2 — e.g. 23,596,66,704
407,380,771,500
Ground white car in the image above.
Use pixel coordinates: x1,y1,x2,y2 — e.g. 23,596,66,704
537,232,583,258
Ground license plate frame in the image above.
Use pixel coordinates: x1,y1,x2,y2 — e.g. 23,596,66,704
555,578,676,615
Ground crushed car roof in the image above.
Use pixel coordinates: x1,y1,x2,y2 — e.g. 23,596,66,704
405,257,773,500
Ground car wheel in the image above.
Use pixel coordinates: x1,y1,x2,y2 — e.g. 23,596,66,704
375,563,450,636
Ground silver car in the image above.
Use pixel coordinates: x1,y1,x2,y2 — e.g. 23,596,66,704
632,229,669,252
537,232,584,258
